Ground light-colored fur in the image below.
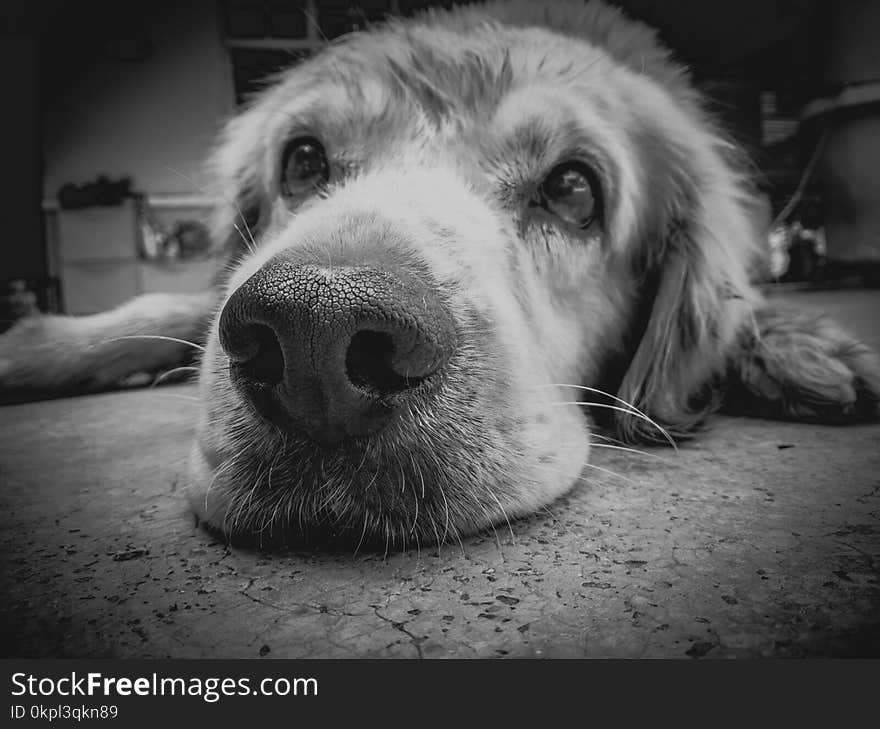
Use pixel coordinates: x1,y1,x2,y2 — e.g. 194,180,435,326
2,1,878,548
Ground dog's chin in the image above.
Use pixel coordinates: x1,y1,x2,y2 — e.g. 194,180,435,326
186,367,592,551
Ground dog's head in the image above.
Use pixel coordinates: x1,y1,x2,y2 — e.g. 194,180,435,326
188,0,760,547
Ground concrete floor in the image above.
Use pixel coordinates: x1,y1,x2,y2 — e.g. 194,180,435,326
1,289,878,658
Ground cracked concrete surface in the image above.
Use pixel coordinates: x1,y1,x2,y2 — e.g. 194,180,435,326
1,289,878,658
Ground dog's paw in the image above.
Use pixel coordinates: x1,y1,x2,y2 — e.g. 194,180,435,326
729,308,880,422
0,316,72,393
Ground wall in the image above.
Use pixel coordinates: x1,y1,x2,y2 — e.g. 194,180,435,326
817,0,880,262
0,34,43,281
42,0,234,200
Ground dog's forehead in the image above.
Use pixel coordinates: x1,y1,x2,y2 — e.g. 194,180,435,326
257,6,684,147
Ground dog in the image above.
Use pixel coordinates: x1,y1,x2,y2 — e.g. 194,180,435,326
2,0,878,549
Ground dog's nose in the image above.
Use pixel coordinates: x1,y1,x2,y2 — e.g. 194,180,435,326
218,259,456,445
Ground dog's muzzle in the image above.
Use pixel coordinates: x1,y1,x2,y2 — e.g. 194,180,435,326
219,257,457,446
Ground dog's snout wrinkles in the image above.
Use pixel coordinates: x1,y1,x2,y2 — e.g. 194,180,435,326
219,258,456,446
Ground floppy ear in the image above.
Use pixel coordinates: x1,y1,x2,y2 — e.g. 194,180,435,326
614,136,880,442
615,218,757,441
613,121,762,443
206,106,272,263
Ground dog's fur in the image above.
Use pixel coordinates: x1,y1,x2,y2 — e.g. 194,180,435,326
2,0,879,548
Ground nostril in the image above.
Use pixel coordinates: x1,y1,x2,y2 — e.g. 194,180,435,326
220,260,457,442
231,324,285,388
346,330,426,395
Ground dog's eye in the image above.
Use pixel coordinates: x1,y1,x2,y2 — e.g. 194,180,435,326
281,137,329,197
534,162,601,229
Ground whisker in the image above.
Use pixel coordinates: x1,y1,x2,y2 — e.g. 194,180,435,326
486,511,503,553
437,480,452,545
549,400,677,451
580,461,640,486
589,442,675,465
254,454,285,537
539,383,678,450
233,223,257,254
165,165,258,251
301,5,329,44
485,486,516,546
151,366,199,387
407,471,420,536
205,445,247,511
103,335,206,352
427,512,444,557
233,461,267,535
412,517,423,561
589,432,627,445
411,453,426,500
353,510,370,556
148,393,199,403
591,435,702,480
531,460,639,487
540,504,570,535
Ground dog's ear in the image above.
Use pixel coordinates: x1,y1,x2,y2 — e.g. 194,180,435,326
613,125,761,443
207,106,270,262
613,131,880,441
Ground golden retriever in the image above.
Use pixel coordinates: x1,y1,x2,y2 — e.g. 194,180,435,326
2,0,878,549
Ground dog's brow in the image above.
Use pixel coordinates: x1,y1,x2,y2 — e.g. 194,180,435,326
297,32,515,126
488,110,616,210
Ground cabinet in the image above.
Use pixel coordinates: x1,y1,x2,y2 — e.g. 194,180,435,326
52,197,219,314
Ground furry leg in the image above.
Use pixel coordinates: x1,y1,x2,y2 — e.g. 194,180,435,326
727,305,880,422
0,292,218,398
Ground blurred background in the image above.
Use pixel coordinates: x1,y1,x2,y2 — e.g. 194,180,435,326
1,0,878,329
